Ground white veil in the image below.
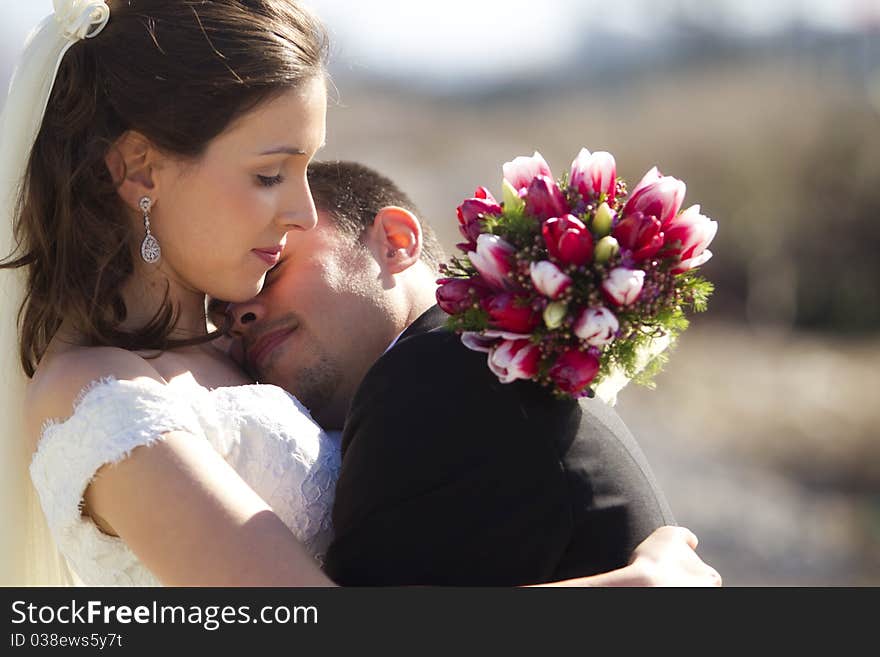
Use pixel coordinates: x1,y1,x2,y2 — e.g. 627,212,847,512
0,1,110,586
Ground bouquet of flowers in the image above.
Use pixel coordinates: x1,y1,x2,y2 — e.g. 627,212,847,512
436,149,717,403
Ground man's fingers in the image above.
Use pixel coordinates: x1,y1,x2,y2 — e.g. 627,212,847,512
674,525,699,550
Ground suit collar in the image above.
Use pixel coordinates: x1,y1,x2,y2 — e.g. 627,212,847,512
397,305,447,345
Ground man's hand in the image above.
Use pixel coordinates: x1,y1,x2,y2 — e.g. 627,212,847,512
626,526,722,587
532,525,722,587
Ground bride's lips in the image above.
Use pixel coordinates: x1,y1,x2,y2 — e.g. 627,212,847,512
246,326,296,370
252,245,283,266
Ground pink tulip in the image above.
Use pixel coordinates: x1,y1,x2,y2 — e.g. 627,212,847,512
487,339,541,384
622,166,686,227
468,234,516,289
530,260,572,299
573,306,619,346
457,187,502,249
461,329,531,354
542,214,594,267
436,278,489,315
664,204,718,274
548,348,600,394
570,148,617,202
602,267,646,306
612,211,665,262
502,151,553,194
483,292,541,334
525,175,569,220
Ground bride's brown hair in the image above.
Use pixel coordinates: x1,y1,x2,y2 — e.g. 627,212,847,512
0,0,327,377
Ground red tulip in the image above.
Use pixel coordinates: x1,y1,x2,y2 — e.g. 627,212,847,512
542,214,594,267
612,211,665,262
483,292,541,334
487,339,541,384
502,151,553,194
524,175,568,220
457,187,501,249
468,234,516,289
602,267,646,306
570,148,617,202
622,166,686,227
436,278,488,315
664,204,718,274
548,349,600,394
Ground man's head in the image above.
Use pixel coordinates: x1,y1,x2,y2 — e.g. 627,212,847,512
225,161,443,429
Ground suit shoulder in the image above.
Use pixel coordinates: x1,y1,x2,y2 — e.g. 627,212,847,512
365,328,485,384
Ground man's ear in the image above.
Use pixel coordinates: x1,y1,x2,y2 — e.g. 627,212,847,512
371,206,423,274
104,130,161,212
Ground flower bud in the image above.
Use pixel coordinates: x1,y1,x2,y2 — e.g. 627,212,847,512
468,234,516,289
487,339,541,384
573,306,619,346
602,267,646,307
543,301,568,329
530,260,572,299
548,348,600,395
542,215,593,267
594,236,620,264
503,151,553,194
483,292,541,334
592,202,616,237
570,148,617,203
525,175,568,220
502,178,526,213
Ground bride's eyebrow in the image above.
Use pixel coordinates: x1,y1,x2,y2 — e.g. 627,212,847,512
256,141,326,156
258,146,306,156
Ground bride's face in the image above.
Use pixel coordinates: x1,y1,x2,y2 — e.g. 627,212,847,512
149,77,327,303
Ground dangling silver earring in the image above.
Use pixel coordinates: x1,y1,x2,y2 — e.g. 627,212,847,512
139,196,161,264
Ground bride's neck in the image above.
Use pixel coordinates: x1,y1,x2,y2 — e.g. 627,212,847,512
118,260,208,339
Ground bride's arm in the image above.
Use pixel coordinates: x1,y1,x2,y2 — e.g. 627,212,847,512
83,430,334,586
27,348,335,587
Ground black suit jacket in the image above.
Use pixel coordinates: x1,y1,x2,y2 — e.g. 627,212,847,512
324,306,674,585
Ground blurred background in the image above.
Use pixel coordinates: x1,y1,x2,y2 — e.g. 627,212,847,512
4,0,879,585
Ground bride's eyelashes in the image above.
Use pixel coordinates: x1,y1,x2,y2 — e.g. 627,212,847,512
256,173,285,187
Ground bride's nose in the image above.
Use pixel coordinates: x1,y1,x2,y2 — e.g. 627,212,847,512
228,298,266,337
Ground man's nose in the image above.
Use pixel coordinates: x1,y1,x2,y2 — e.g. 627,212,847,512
228,299,266,338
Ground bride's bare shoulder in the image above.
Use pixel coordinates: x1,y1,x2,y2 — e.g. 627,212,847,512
25,346,166,446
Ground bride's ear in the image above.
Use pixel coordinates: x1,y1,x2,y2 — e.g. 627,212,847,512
371,206,423,274
104,131,161,211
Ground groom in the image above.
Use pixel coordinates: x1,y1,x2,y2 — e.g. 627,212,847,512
225,161,711,586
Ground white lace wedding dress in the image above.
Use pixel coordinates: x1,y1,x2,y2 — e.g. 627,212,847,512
29,377,341,586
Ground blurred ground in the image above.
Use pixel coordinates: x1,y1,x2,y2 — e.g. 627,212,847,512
616,322,880,586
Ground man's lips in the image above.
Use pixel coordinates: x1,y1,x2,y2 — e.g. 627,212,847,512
246,327,296,369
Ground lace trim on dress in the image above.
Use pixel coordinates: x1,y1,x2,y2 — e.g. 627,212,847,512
30,376,208,586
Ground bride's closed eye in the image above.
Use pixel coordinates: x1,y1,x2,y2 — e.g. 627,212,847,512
256,173,284,187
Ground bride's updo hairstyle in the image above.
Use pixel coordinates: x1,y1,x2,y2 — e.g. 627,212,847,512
1,0,327,377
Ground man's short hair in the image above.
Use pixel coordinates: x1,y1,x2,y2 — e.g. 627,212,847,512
307,160,445,270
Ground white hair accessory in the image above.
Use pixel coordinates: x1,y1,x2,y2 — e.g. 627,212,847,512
53,0,111,41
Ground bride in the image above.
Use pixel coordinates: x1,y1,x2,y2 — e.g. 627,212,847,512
0,0,719,587
1,0,337,586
